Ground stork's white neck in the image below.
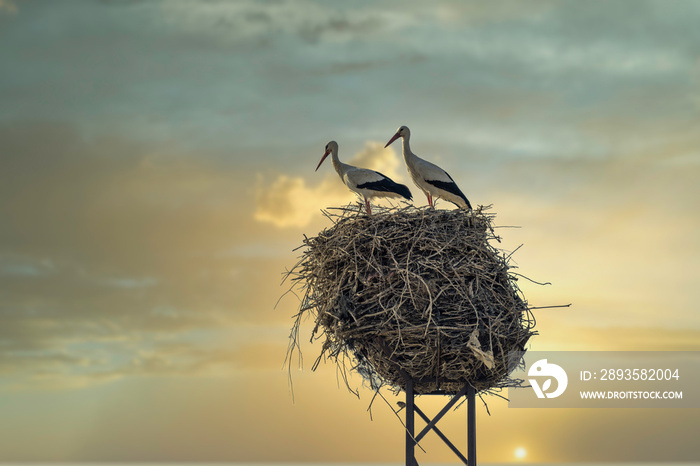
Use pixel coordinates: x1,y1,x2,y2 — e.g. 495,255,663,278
330,147,351,179
401,135,415,161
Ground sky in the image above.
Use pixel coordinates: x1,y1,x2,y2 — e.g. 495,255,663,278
0,0,699,463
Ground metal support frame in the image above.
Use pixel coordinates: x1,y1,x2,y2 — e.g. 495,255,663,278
373,337,477,465
403,382,476,466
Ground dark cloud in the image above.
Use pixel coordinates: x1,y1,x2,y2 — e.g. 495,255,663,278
0,122,292,388
2,0,697,158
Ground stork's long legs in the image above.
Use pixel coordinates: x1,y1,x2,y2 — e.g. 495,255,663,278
427,193,434,209
364,197,373,215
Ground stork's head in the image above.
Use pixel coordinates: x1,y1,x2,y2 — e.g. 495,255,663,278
385,125,410,148
315,140,338,171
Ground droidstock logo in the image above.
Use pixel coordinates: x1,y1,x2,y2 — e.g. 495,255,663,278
528,359,568,398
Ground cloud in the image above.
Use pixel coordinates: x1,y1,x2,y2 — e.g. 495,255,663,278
254,142,406,228
0,0,17,14
0,122,297,389
1,3,699,462
160,0,385,46
566,326,700,351
2,0,697,167
253,175,342,228
128,338,286,376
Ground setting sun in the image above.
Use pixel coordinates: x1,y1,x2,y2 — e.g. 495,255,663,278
515,447,527,460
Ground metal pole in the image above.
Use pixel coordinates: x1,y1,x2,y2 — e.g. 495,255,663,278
467,384,476,466
406,378,415,466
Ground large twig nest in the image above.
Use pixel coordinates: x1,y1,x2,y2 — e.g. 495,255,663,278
286,203,536,395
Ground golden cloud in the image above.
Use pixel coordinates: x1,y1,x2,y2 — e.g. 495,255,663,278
254,142,405,228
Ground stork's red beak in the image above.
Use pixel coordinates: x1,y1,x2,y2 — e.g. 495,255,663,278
384,132,400,148
315,150,330,171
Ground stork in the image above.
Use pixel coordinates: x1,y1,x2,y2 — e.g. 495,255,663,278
316,141,412,215
385,126,472,210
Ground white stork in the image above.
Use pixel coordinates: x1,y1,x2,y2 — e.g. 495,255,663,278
316,141,412,215
385,126,472,210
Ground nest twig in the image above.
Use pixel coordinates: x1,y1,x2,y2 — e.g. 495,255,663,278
284,203,536,395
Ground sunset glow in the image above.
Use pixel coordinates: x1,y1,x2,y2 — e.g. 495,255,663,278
0,1,699,464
